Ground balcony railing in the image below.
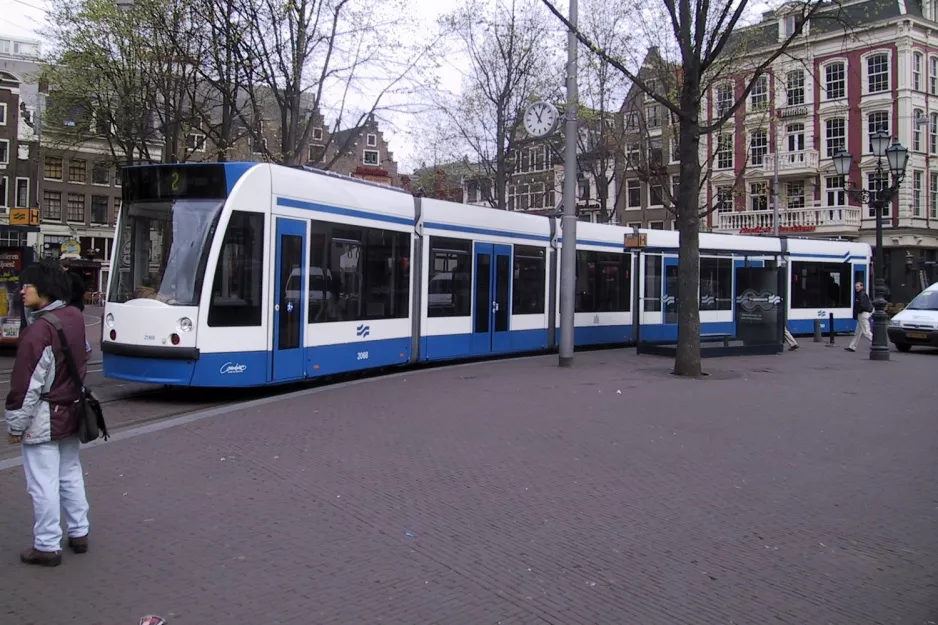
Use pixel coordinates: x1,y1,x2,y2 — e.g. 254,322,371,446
762,150,819,172
716,206,861,234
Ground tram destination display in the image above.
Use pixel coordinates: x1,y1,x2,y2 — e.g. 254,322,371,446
122,164,229,202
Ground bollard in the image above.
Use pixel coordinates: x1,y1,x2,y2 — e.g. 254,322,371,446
828,313,836,345
813,318,822,342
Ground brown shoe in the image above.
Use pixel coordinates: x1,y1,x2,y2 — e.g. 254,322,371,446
20,547,62,567
67,535,88,554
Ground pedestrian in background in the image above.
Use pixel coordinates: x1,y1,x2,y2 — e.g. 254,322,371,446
784,326,799,351
846,281,874,352
6,259,91,567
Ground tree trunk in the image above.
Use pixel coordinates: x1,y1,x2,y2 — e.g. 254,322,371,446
674,83,703,377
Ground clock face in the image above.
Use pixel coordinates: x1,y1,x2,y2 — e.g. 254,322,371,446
524,102,559,138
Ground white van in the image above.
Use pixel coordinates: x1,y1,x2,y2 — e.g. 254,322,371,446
888,281,938,351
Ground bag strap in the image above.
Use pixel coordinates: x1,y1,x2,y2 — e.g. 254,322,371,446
42,313,86,395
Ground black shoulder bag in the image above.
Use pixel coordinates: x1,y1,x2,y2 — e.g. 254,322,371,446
43,313,109,444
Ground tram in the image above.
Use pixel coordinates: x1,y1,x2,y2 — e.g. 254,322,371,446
100,162,871,387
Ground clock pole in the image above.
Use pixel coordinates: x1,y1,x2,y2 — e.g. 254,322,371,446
559,0,578,367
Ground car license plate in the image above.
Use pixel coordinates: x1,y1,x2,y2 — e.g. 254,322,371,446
907,331,928,340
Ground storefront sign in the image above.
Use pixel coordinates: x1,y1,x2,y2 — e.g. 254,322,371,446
9,209,41,226
0,250,24,343
739,225,817,235
60,239,82,257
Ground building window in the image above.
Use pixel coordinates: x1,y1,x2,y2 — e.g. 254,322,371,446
626,180,641,208
716,186,734,212
0,177,6,207
252,135,266,154
649,183,663,206
867,111,889,152
312,127,323,141
646,105,660,127
749,182,768,211
931,114,938,154
0,102,6,125
366,133,377,147
42,190,62,220
715,83,733,117
786,70,804,106
825,62,846,100
931,57,938,95
790,262,852,308
670,175,680,206
699,257,732,310
207,211,265,327
716,133,733,169
648,222,664,229
749,75,768,111
867,53,889,93
786,123,805,152
363,150,379,166
826,176,845,206
91,196,109,223
786,181,805,209
14,178,29,208
68,160,86,184
825,118,846,157
44,156,63,180
186,132,206,152
914,110,925,152
626,143,640,165
66,193,85,222
750,130,768,166
0,139,8,165
92,162,109,185
913,170,924,217
914,52,923,91
427,236,471,318
626,112,638,130
512,245,546,315
931,172,938,219
866,173,889,218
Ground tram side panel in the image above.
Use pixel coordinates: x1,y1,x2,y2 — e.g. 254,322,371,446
786,242,870,336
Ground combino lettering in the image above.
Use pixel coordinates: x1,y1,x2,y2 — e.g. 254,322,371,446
219,362,248,374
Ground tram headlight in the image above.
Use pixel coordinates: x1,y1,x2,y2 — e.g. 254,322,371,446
178,317,193,332
105,313,115,328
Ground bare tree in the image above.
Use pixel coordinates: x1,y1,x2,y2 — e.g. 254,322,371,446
238,0,442,167
440,0,562,210
541,0,835,376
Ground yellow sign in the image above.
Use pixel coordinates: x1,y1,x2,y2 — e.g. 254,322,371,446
11,209,41,226
624,233,647,249
9,209,29,225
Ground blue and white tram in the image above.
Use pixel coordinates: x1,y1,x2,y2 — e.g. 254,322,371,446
101,162,871,387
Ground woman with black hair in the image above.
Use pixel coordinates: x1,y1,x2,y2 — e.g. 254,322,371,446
5,259,92,567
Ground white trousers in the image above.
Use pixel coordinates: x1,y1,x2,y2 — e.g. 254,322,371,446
848,312,874,350
21,436,90,552
784,328,798,347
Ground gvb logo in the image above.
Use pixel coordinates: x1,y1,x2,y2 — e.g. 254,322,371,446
735,289,781,313
356,324,371,338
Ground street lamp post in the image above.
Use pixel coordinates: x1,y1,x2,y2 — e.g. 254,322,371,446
832,129,910,362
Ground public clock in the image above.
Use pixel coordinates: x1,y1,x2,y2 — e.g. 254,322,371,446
523,101,560,138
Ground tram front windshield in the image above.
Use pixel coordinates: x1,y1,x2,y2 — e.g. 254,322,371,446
108,199,223,305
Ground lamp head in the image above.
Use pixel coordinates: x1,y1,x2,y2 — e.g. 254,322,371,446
885,139,909,176
870,129,890,157
832,150,853,177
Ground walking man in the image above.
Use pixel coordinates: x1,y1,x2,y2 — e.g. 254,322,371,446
846,281,874,352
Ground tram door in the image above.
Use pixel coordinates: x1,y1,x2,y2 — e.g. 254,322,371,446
272,218,307,382
662,256,679,337
471,243,512,354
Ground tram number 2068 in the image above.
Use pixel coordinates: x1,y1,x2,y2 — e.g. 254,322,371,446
357,351,369,361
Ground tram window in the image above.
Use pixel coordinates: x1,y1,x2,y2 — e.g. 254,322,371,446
512,245,546,314
699,257,732,310
574,250,631,313
308,221,410,323
643,255,662,312
790,261,851,308
207,211,264,327
428,236,472,317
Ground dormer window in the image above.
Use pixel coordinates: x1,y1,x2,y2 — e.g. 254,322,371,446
780,12,806,39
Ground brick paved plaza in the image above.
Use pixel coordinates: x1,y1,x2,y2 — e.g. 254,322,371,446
1,343,936,624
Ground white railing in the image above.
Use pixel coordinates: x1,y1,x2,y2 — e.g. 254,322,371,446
762,150,819,172
717,206,862,234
